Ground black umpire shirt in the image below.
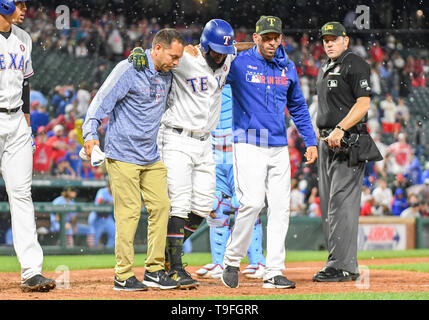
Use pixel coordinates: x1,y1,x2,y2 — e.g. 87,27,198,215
316,48,371,130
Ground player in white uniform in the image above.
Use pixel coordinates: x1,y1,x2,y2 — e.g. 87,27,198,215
159,19,238,289
130,19,253,288
0,0,56,292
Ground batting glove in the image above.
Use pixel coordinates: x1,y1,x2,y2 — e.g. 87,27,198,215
128,47,148,72
31,133,36,153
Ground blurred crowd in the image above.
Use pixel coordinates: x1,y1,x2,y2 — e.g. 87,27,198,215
22,7,429,221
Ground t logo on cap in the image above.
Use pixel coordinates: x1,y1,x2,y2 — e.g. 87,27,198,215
255,15,282,35
267,17,276,26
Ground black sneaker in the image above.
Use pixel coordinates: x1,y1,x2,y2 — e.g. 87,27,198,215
221,265,240,288
263,275,296,289
143,270,179,290
168,267,199,289
114,275,148,291
312,267,360,282
21,274,56,292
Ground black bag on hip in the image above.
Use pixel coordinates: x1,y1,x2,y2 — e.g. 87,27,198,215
348,133,383,167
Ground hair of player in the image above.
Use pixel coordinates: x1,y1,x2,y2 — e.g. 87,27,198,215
152,28,186,49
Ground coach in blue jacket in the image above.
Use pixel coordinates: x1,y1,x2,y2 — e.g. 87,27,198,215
221,16,318,289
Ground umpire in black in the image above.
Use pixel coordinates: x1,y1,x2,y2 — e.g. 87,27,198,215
313,22,374,282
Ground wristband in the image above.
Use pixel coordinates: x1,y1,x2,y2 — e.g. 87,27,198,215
335,125,348,133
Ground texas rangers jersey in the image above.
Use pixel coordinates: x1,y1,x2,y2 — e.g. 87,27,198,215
0,25,34,109
161,48,237,133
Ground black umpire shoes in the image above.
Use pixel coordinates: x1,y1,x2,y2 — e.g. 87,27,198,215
21,274,56,292
114,275,148,291
143,269,179,290
312,267,361,282
168,267,199,289
221,265,240,288
263,275,296,289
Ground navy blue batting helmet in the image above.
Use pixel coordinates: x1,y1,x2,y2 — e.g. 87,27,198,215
200,19,235,55
0,0,29,15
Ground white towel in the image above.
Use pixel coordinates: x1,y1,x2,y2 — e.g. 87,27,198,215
79,145,106,167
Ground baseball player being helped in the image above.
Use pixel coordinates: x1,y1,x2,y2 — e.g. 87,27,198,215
196,84,266,279
0,0,56,292
221,16,318,289
130,19,253,289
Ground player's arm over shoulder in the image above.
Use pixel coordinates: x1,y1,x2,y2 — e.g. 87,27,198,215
234,42,254,52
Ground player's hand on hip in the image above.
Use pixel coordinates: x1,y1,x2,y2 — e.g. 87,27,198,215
84,139,100,158
128,47,149,72
304,145,318,165
184,44,199,57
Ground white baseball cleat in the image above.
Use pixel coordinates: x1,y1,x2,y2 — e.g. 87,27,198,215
196,264,224,279
242,263,265,279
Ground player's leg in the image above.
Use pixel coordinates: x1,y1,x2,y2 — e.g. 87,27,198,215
168,140,215,288
243,218,266,279
159,130,194,272
263,146,295,289
1,114,55,291
222,143,266,288
196,190,231,279
160,148,193,276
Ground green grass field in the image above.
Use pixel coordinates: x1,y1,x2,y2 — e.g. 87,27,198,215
1,249,428,272
1,249,428,300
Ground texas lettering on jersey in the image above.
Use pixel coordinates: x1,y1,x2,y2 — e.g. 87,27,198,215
0,53,27,72
186,74,224,93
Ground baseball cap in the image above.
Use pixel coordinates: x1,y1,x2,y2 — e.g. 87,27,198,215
255,16,282,35
320,21,347,38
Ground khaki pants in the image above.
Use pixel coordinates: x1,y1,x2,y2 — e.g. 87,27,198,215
106,158,170,281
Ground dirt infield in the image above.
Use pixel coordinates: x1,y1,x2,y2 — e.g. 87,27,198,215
1,257,428,300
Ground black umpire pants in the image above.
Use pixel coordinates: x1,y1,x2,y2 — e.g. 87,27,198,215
317,141,365,274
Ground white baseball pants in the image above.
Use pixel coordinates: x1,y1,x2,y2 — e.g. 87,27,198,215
223,142,291,281
158,125,216,219
0,111,44,280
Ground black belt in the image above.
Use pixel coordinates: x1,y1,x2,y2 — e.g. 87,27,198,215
170,127,210,141
0,107,20,114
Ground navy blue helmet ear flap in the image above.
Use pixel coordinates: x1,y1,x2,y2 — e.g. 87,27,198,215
200,19,235,55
